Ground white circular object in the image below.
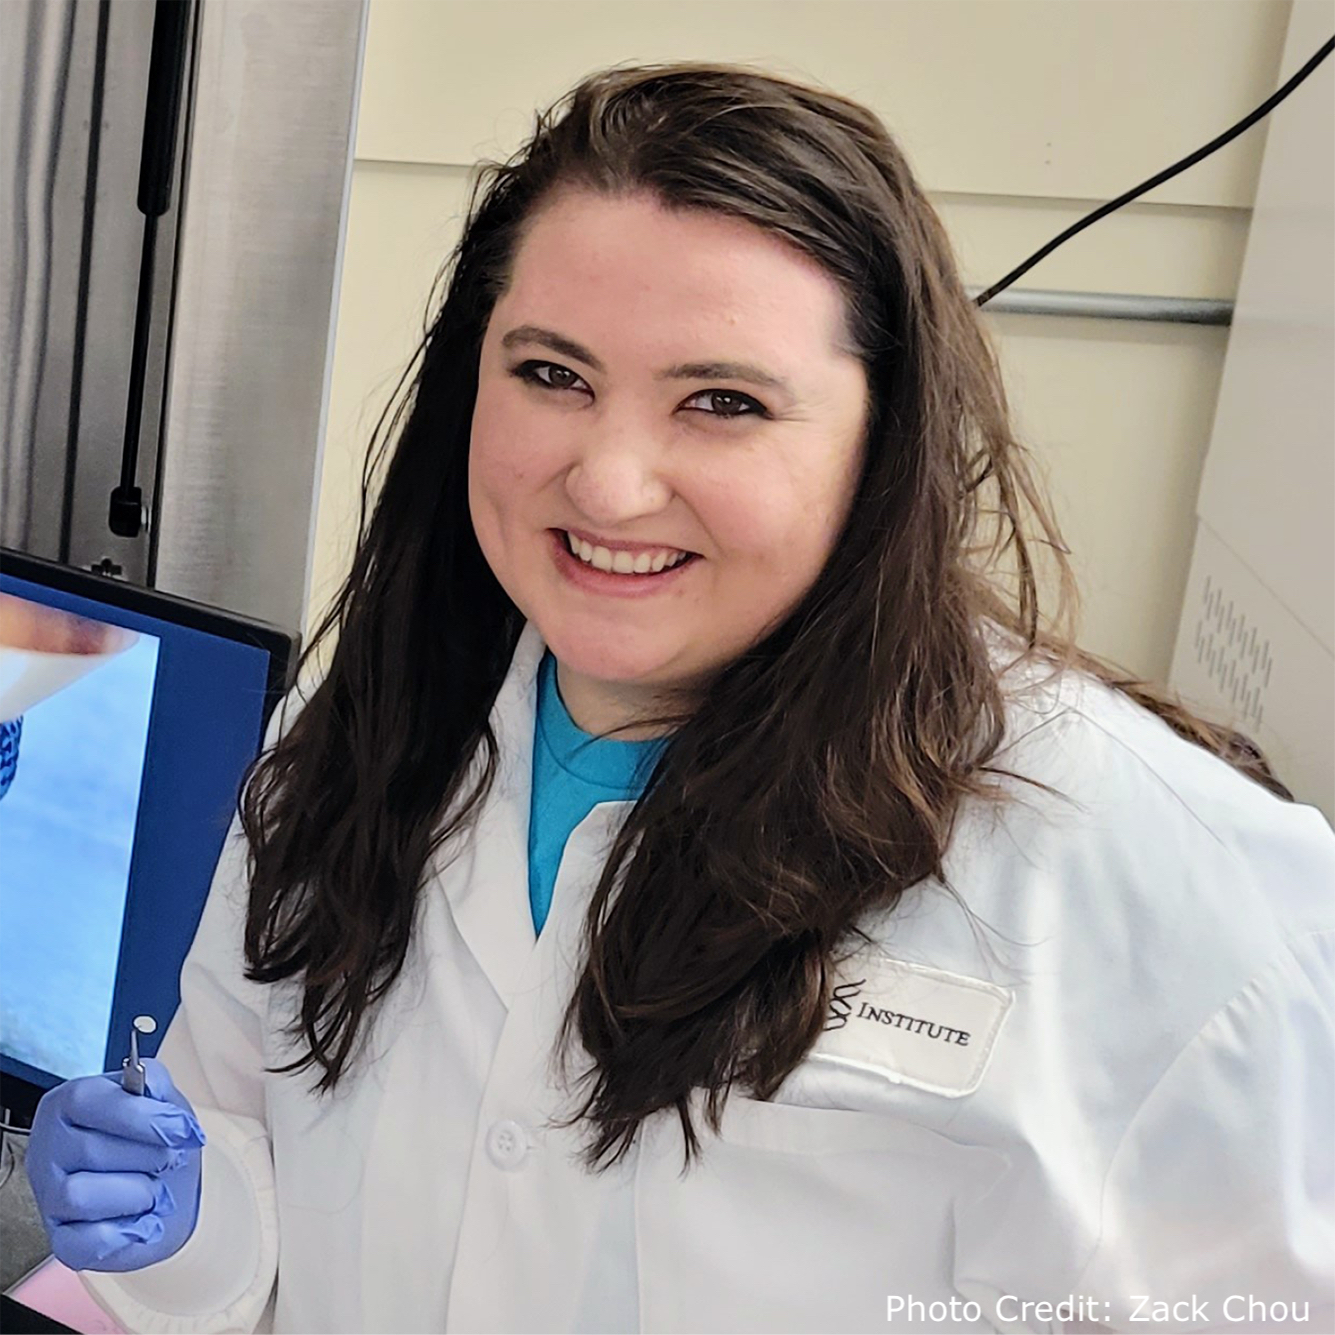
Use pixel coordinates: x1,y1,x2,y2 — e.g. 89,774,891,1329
485,1119,530,1170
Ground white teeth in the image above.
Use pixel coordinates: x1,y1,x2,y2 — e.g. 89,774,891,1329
564,532,690,575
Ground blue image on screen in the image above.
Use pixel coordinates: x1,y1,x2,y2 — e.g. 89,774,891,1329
0,630,160,1077
0,576,275,1086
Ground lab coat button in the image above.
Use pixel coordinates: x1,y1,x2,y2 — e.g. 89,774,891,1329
485,1119,529,1170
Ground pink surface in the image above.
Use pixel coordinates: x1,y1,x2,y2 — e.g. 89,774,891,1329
6,1256,126,1334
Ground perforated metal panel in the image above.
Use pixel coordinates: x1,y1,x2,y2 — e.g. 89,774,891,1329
1169,0,1334,821
1172,520,1333,821
1189,573,1274,733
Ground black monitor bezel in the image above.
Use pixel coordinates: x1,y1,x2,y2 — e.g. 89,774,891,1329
0,546,299,1125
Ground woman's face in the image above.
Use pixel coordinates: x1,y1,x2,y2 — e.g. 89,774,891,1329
469,188,869,734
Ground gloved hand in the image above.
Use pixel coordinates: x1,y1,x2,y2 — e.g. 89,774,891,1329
26,1057,206,1272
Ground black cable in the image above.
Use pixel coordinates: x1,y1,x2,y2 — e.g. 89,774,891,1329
975,36,1335,307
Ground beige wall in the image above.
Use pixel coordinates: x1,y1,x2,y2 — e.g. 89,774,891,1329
312,0,1291,682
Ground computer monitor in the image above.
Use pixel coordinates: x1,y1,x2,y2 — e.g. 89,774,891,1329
0,548,297,1122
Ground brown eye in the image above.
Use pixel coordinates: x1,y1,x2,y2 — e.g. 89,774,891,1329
536,364,580,389
510,361,589,393
682,389,767,419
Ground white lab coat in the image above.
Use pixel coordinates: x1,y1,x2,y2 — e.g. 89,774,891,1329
81,622,1335,1335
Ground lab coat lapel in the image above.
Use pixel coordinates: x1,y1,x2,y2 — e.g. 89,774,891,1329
363,627,646,1332
432,621,546,1008
525,798,637,1030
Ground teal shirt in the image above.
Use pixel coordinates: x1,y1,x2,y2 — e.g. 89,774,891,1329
528,652,666,935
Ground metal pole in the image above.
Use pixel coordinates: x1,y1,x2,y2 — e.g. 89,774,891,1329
969,286,1232,326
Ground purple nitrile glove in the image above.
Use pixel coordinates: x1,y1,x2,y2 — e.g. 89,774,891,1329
26,1057,206,1272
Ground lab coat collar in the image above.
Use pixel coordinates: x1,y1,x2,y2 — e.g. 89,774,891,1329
433,621,635,1010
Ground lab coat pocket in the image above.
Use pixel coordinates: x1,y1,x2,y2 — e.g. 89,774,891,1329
634,1093,1009,1335
713,1090,932,1154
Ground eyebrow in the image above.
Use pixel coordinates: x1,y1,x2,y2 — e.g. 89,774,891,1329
499,324,795,396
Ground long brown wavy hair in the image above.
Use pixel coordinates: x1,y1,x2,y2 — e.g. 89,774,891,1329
239,63,1291,1166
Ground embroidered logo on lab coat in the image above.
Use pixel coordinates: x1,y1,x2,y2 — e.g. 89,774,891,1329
815,955,1012,1097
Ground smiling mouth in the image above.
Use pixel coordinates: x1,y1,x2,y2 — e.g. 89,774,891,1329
560,529,699,575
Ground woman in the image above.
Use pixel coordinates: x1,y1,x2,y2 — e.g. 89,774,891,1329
28,64,1334,1334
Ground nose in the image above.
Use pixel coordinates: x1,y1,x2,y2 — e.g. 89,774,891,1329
562,427,673,528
